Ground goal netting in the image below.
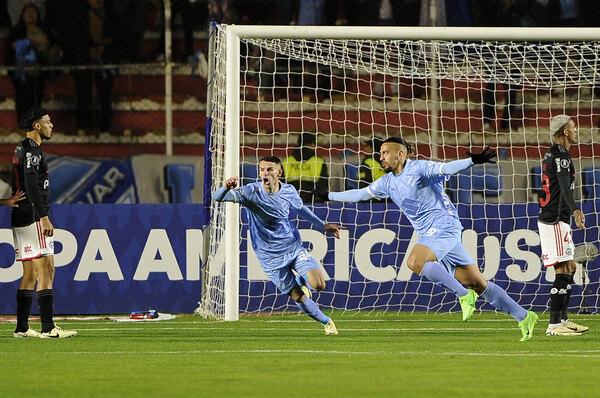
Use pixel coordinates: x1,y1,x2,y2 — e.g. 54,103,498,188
198,25,600,320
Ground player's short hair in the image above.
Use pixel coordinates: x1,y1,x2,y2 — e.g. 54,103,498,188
383,136,414,154
21,108,49,130
550,114,572,137
259,155,282,165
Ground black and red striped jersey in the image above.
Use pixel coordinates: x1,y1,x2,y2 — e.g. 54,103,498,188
11,137,50,227
538,143,577,224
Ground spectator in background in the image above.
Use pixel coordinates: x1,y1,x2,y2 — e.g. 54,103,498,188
483,77,518,132
378,0,421,26
6,0,45,27
112,0,152,62
556,0,580,26
63,0,119,134
6,3,60,124
282,131,329,203
357,136,385,188
325,0,382,26
510,0,556,27
156,0,205,62
208,0,233,24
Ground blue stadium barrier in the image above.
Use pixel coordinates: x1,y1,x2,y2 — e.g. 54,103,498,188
240,163,259,186
530,166,542,198
582,167,600,200
345,163,359,189
446,165,502,203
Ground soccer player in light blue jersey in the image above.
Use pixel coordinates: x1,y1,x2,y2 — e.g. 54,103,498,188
319,137,538,342
213,156,343,335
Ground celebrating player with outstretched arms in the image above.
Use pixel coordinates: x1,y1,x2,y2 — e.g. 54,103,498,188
316,136,538,342
213,156,343,335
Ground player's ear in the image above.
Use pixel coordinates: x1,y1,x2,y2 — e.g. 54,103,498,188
277,166,283,176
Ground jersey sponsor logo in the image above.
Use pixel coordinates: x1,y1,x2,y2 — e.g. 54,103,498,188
542,253,549,261
24,245,32,253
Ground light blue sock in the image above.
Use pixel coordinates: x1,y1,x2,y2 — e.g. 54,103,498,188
480,281,527,322
420,261,469,297
296,298,330,325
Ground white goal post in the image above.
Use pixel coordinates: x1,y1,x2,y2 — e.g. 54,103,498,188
200,25,600,321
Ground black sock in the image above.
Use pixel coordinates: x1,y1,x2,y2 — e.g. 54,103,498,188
15,289,34,333
550,274,570,324
561,274,574,321
37,289,55,333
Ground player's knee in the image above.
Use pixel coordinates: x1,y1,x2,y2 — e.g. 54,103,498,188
406,257,424,274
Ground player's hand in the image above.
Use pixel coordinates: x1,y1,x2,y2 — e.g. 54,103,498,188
1,190,25,207
574,209,586,230
324,224,344,239
312,186,330,202
40,216,54,237
225,177,239,190
467,146,497,164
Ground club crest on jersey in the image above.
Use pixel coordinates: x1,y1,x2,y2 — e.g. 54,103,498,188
25,153,40,168
561,159,570,169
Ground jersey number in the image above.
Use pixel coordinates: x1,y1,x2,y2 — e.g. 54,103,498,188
539,174,550,207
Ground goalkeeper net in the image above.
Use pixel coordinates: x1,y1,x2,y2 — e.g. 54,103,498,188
198,25,600,320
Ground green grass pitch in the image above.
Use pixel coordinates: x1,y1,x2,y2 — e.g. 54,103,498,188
2,311,598,397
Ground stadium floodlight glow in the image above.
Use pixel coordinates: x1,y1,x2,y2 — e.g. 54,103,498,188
200,25,600,321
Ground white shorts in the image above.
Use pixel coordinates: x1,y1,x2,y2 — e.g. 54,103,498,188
12,221,54,261
538,221,574,267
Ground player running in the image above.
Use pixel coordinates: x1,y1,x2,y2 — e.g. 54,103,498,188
538,115,588,336
11,108,77,338
316,137,538,342
213,156,342,335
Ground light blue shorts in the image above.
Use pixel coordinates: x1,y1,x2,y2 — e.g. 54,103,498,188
417,226,475,275
261,247,320,294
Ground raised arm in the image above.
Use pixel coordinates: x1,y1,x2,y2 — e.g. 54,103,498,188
313,186,373,203
440,147,497,176
213,177,239,202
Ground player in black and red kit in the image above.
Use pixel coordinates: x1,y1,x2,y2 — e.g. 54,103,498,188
538,114,588,337
11,108,76,338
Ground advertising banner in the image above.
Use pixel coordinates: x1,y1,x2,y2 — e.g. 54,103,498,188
0,202,597,314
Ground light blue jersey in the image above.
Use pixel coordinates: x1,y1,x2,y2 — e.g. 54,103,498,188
229,182,303,265
367,159,463,237
217,181,328,276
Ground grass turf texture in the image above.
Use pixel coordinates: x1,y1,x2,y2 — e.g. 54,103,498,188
1,312,598,398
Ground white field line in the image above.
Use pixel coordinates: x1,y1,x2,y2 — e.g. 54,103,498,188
3,349,600,358
66,326,520,332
